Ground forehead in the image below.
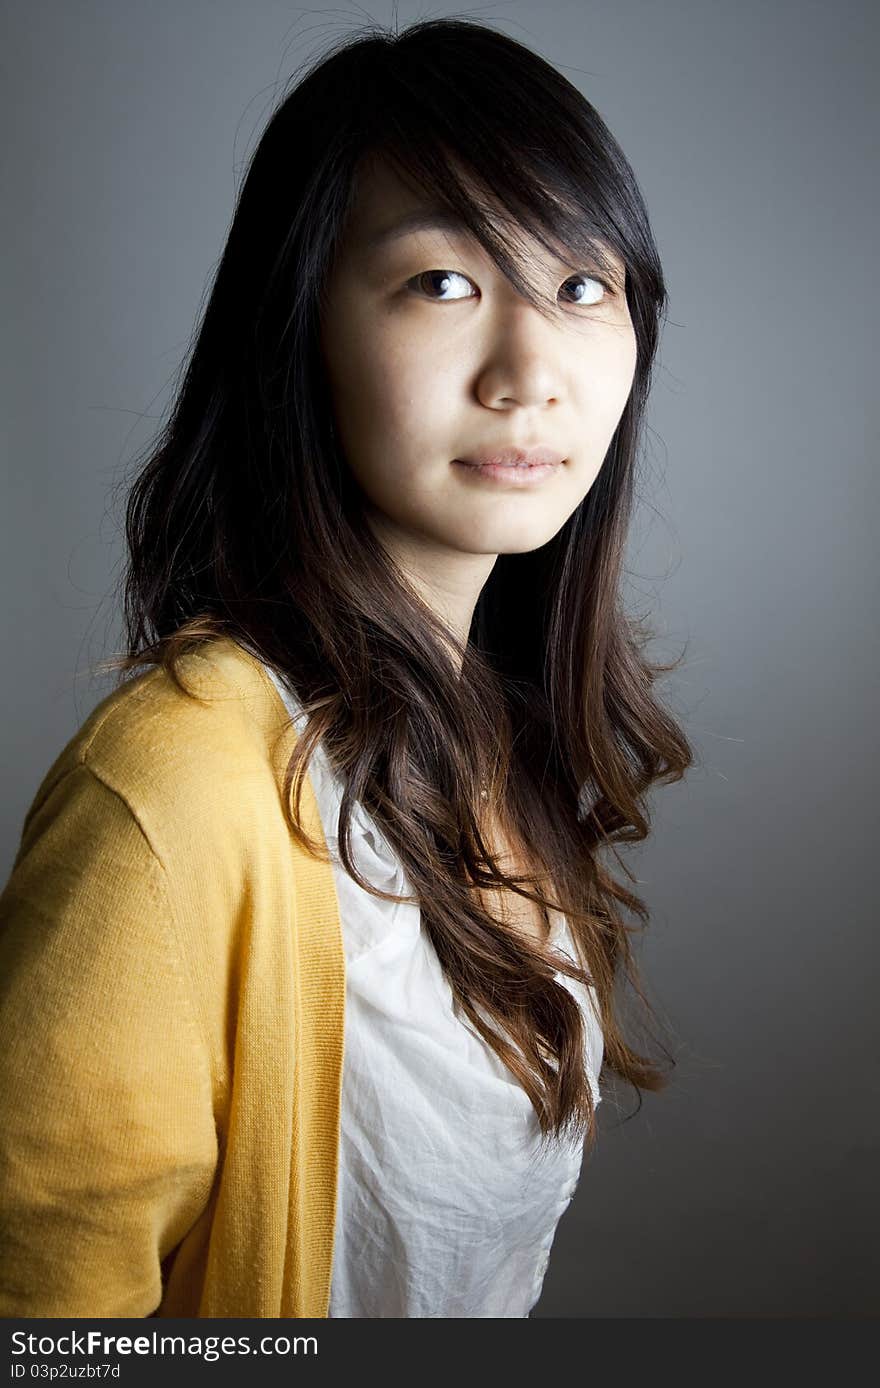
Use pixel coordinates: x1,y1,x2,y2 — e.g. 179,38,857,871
345,153,530,255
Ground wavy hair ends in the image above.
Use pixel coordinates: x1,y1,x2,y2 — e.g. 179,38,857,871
101,17,695,1146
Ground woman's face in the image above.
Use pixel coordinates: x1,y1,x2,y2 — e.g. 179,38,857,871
319,155,638,566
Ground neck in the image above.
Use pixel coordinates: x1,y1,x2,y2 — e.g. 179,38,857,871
366,508,497,676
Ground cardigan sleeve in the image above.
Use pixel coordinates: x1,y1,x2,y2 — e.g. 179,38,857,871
0,762,218,1317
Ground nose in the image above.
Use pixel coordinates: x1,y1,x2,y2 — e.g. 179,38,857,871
474,298,563,410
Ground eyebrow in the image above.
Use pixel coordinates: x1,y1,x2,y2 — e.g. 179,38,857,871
365,208,472,251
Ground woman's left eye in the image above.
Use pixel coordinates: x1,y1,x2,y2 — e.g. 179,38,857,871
559,274,610,306
407,268,613,305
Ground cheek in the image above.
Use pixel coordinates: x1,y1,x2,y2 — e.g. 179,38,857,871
320,333,445,506
334,327,454,460
577,329,638,436
324,306,400,413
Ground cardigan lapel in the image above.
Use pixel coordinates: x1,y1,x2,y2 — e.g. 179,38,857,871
201,638,347,1317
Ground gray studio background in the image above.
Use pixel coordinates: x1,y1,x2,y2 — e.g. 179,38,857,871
2,0,876,1318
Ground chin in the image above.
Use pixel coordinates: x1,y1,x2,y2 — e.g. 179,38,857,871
458,525,559,555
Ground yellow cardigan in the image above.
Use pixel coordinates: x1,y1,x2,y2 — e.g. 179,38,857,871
0,637,346,1317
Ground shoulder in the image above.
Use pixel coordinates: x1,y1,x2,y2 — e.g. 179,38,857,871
21,637,295,864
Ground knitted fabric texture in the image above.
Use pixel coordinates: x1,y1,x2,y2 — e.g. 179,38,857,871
0,638,346,1317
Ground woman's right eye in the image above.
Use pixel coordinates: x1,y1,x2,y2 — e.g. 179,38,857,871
408,269,476,301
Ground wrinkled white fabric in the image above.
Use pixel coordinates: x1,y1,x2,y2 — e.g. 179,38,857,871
261,662,604,1318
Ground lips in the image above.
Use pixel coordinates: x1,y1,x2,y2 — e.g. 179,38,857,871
454,445,565,469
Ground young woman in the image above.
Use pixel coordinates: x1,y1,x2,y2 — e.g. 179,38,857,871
0,18,693,1318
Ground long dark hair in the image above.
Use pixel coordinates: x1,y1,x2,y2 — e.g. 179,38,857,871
101,17,694,1147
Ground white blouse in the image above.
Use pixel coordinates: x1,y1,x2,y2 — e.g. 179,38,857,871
261,662,604,1318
